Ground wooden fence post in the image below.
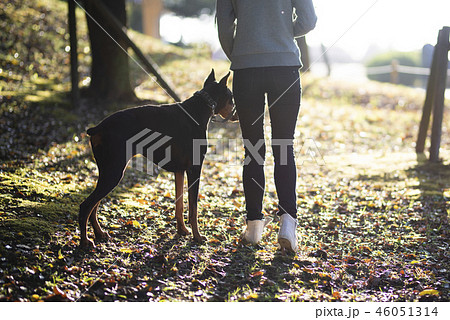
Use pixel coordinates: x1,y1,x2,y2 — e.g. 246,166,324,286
416,27,450,160
429,27,450,162
416,35,441,153
320,43,331,77
390,59,399,84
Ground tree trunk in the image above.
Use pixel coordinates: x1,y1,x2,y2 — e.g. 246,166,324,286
84,0,135,101
142,0,163,39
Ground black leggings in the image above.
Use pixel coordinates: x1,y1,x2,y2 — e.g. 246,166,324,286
233,66,301,221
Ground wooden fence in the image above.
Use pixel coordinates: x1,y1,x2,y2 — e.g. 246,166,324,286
365,27,449,162
366,61,434,84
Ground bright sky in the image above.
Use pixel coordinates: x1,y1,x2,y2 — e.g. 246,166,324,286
308,0,450,59
160,0,450,61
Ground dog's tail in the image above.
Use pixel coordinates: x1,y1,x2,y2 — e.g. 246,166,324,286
86,126,99,136
87,125,103,148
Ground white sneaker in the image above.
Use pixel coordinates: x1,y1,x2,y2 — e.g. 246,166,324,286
242,218,272,244
278,214,298,252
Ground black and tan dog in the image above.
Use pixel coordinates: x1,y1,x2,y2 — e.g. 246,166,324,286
79,70,236,247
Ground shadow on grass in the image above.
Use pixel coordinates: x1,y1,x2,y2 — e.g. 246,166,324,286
1,83,295,302
405,153,450,199
0,83,163,161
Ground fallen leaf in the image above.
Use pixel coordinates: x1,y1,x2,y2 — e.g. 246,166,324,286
242,292,258,300
119,248,134,254
53,286,67,298
126,220,141,228
250,270,264,277
332,291,341,299
31,294,40,302
419,289,439,296
132,220,141,228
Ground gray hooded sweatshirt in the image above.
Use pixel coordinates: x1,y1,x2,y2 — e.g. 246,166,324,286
216,0,317,70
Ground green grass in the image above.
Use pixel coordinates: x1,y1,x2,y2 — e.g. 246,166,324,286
0,0,449,302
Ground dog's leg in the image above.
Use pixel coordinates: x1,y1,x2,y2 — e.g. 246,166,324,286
175,171,190,236
89,202,110,241
187,167,205,243
79,163,126,247
79,196,99,248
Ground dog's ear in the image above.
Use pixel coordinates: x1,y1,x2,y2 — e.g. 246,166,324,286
219,72,230,86
204,69,216,87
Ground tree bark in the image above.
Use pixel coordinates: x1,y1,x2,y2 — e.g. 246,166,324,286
142,0,163,39
84,0,135,101
68,0,79,107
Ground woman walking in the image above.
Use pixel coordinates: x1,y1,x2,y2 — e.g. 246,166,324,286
216,0,317,252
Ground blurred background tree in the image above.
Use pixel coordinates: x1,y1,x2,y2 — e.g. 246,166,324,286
83,0,215,102
128,0,215,36
84,0,135,101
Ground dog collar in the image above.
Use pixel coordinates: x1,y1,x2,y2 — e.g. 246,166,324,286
194,90,217,111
